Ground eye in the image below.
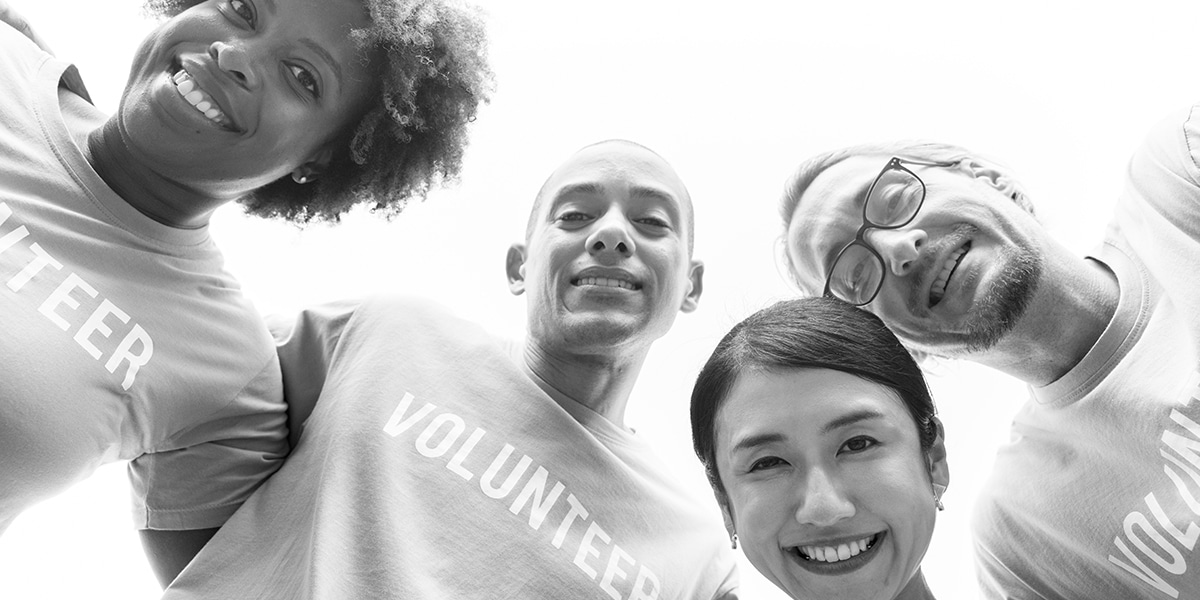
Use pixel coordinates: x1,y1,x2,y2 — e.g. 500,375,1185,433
838,436,877,455
228,0,255,26
288,64,319,97
636,216,670,229
557,211,592,224
748,456,787,472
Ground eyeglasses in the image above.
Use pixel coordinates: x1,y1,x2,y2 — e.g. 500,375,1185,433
822,156,954,306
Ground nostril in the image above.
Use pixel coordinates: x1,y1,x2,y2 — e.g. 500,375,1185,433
616,242,629,253
592,241,605,251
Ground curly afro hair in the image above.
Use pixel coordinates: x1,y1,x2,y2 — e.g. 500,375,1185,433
143,0,494,222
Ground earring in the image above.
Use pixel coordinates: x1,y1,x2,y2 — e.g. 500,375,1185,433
933,483,946,512
730,533,738,550
292,171,316,185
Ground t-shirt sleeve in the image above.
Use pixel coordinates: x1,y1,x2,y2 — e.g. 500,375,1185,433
1126,103,1200,236
268,298,360,442
128,354,289,530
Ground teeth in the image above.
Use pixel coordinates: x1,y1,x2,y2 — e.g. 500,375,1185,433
798,535,874,563
576,276,637,290
170,67,230,128
930,245,968,304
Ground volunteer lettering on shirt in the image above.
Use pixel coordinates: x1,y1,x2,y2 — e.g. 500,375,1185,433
384,390,664,600
0,201,153,390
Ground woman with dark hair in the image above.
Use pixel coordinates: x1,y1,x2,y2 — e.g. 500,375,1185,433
692,296,949,600
0,0,491,585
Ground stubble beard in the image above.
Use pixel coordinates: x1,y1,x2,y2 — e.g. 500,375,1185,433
961,245,1044,353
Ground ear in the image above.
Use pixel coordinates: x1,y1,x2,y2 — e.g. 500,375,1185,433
506,244,527,296
679,260,704,313
715,489,736,539
291,146,335,183
925,416,950,496
961,158,1019,199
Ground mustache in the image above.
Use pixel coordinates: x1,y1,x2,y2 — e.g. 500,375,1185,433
903,224,979,312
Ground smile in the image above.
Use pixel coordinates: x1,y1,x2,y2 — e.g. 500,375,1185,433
170,67,236,131
796,532,878,563
930,241,971,306
572,276,641,291
787,532,885,574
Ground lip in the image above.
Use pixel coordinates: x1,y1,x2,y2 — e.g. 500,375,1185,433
925,239,971,309
786,531,886,576
170,56,244,133
570,267,643,291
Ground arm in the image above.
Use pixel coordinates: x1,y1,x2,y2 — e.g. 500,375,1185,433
138,528,219,588
269,300,359,447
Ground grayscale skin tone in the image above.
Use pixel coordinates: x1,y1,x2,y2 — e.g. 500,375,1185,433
506,140,704,430
2,0,379,585
714,368,947,600
785,155,1118,386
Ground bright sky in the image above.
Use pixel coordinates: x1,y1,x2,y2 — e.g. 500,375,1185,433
2,1,1199,598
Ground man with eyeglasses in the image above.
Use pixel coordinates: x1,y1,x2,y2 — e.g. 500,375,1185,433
779,115,1200,600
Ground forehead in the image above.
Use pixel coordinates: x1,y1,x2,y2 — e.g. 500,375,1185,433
539,144,692,215
715,367,911,453
784,155,891,288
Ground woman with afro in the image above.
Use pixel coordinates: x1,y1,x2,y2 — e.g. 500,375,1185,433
0,0,491,586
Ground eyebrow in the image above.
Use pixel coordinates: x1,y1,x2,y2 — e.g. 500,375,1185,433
821,409,887,434
552,182,605,203
812,178,875,277
730,432,787,455
629,185,678,205
300,38,345,93
728,408,887,454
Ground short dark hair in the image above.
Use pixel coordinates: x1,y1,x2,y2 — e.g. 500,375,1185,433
690,296,937,502
143,0,494,222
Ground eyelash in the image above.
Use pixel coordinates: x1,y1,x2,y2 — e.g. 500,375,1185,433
556,212,670,229
748,456,785,472
288,64,319,97
223,0,321,98
839,436,878,454
637,217,669,229
228,0,255,26
746,436,878,472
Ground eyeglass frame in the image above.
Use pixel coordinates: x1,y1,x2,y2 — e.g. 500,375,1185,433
822,156,958,306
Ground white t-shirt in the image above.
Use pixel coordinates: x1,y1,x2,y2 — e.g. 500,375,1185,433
973,104,1200,599
0,24,287,533
165,297,740,599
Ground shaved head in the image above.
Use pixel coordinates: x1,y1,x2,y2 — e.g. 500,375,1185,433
526,140,696,255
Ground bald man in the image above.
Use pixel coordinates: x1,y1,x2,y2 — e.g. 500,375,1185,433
163,140,739,600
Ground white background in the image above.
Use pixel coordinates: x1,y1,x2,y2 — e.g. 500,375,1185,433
1,1,1198,598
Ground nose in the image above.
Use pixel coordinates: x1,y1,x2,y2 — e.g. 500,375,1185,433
794,467,856,527
585,213,635,259
209,41,258,88
867,227,927,277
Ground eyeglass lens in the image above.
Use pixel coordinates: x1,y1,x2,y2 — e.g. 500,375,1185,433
828,165,925,304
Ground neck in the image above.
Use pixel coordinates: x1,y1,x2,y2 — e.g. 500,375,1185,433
520,338,649,429
86,118,226,229
974,253,1119,386
895,569,936,600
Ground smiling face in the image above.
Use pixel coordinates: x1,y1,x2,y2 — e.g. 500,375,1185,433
117,0,378,197
715,367,946,600
508,141,703,353
785,155,1045,357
